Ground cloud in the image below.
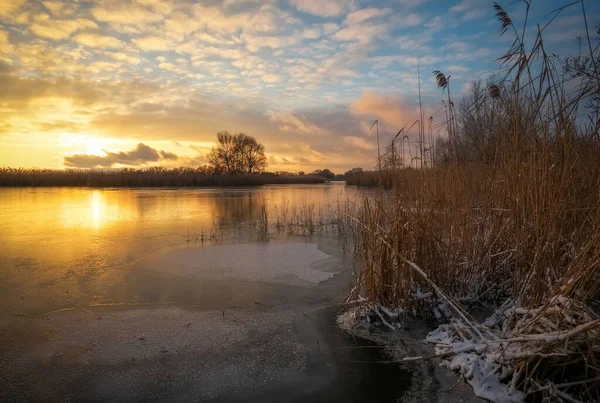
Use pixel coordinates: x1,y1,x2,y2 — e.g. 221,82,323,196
42,1,77,17
288,0,355,17
132,36,171,51
270,112,330,135
462,9,487,21
392,13,423,27
344,8,391,25
0,29,14,56
29,16,97,40
64,143,178,168
334,21,389,44
299,142,326,160
245,4,288,34
268,155,311,166
446,64,471,74
108,52,141,64
91,1,164,25
350,91,413,128
450,0,472,13
243,34,292,52
397,0,429,5
261,74,281,83
424,15,443,31
74,33,124,49
0,70,157,108
322,22,339,34
302,27,321,39
343,136,375,150
450,0,488,20
0,0,25,17
158,62,187,74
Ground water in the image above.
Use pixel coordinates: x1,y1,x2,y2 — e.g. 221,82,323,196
0,184,417,402
0,183,360,315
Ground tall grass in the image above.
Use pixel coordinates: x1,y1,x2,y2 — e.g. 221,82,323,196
0,167,325,187
256,199,343,239
343,3,600,400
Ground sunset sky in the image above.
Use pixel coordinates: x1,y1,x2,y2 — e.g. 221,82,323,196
1,0,597,172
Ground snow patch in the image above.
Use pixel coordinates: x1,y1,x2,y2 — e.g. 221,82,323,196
427,325,523,403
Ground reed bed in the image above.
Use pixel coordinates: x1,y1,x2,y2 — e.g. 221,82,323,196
0,167,325,187
341,3,600,401
254,199,344,239
345,170,395,189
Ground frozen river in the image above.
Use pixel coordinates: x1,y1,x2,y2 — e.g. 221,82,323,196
0,185,417,402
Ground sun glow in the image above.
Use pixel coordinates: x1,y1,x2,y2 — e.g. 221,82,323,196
85,137,107,156
59,133,113,156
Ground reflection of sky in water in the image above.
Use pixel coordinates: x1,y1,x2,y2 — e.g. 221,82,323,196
0,184,361,315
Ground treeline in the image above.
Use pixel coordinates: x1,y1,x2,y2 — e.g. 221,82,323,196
309,167,365,181
0,167,325,187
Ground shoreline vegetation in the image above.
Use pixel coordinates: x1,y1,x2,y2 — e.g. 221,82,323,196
332,3,600,402
0,168,326,187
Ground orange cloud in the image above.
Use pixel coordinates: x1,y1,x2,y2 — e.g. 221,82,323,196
74,33,124,49
0,0,25,17
350,91,414,129
342,136,375,150
29,17,97,40
132,36,172,51
270,112,329,135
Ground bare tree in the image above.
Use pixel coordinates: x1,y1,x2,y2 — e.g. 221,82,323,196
207,131,267,174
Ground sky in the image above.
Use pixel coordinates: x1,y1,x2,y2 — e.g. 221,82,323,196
0,0,598,172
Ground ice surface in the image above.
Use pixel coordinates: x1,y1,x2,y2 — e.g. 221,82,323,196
9,306,307,401
147,241,336,287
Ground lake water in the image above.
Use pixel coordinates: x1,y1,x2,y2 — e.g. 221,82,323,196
0,183,360,315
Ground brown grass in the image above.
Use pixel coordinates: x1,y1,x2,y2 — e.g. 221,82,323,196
342,2,600,400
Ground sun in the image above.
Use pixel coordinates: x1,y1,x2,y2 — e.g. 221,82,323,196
59,133,110,156
85,137,106,156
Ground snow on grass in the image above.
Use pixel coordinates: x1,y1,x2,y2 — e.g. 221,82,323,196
338,295,599,403
426,325,524,403
425,296,599,403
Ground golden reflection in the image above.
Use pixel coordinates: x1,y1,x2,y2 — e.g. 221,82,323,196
0,185,357,264
0,184,360,308
57,189,127,229
90,191,103,229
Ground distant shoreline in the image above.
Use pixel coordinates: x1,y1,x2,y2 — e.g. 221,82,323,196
0,168,328,187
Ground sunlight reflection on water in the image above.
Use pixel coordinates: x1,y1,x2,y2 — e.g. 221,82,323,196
0,183,361,314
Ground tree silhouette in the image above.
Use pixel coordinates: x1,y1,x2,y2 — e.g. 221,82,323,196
207,131,267,174
311,168,335,179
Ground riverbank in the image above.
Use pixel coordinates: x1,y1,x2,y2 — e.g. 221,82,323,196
0,168,325,187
